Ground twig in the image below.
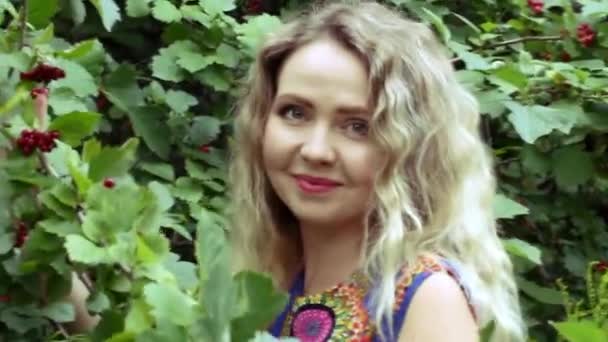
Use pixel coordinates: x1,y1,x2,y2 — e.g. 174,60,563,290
485,35,562,49
19,0,29,49
51,320,70,338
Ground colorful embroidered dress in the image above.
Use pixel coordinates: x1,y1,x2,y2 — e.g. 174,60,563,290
268,254,472,342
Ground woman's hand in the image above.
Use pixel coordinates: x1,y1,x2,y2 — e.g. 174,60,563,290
65,272,100,333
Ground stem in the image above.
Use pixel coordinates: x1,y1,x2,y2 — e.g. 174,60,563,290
485,35,562,49
19,0,29,49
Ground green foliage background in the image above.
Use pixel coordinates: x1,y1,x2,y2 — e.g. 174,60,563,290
0,0,607,341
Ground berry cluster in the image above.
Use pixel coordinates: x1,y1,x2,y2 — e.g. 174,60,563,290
527,0,543,15
15,221,28,248
20,63,65,83
16,129,60,155
577,23,595,47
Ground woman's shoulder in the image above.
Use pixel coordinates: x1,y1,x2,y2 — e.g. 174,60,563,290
393,253,474,315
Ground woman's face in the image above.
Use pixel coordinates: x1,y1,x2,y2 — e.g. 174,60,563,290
262,37,387,228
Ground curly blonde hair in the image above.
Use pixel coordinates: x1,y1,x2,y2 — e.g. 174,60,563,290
228,1,525,341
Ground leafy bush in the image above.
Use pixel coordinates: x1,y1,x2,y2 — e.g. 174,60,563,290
0,0,606,341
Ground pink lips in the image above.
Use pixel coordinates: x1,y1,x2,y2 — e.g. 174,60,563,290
294,174,342,194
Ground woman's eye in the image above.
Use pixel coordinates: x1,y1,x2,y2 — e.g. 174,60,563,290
346,120,369,137
278,105,306,121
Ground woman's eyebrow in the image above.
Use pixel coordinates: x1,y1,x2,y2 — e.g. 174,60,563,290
275,93,370,116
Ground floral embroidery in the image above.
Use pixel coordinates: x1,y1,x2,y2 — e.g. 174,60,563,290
291,304,335,341
280,254,455,341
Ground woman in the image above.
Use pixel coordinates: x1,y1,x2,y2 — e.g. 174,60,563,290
228,1,524,341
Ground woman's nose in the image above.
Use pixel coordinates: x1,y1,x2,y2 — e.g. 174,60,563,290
299,125,336,165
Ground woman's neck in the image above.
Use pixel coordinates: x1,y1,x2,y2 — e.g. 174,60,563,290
299,220,365,295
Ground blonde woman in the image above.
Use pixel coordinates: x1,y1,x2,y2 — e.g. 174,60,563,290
229,1,524,341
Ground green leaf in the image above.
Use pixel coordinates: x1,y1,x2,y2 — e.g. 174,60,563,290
104,64,145,111
38,218,80,237
163,254,197,291
50,59,97,98
151,43,189,82
449,42,491,70
128,106,171,160
196,218,234,340
476,89,509,118
28,0,59,28
68,0,87,25
199,0,235,17
152,0,182,22
0,233,12,254
166,90,198,113
516,277,562,305
236,14,282,54
48,88,88,115
125,298,153,334
65,235,107,264
503,238,541,265
493,194,529,219
87,292,111,313
49,112,101,147
552,146,594,188
138,162,175,181
505,102,578,143
176,52,213,73
88,138,139,182
551,320,608,342
488,66,528,94
40,302,75,323
520,144,551,175
88,0,121,31
126,0,151,17
143,283,196,326
171,177,203,202
581,2,608,18
187,116,221,146
231,272,288,342
420,7,450,44
149,181,174,211
214,43,239,68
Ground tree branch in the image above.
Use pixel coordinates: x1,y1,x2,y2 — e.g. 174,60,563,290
19,0,29,49
485,35,562,49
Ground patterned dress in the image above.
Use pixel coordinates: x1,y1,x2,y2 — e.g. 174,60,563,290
268,254,473,342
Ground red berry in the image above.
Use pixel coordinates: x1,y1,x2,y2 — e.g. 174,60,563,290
595,261,608,272
96,92,109,111
0,295,9,302
245,0,263,14
198,145,211,153
20,63,66,83
576,23,595,47
103,178,115,188
15,222,28,248
527,0,543,14
560,52,572,62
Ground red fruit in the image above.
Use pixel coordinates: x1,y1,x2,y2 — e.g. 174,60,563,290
560,52,572,62
96,92,109,111
198,145,211,153
245,0,263,14
30,87,49,99
20,63,66,83
595,261,608,272
527,0,543,14
576,23,595,47
0,295,9,302
103,178,115,188
15,222,28,248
